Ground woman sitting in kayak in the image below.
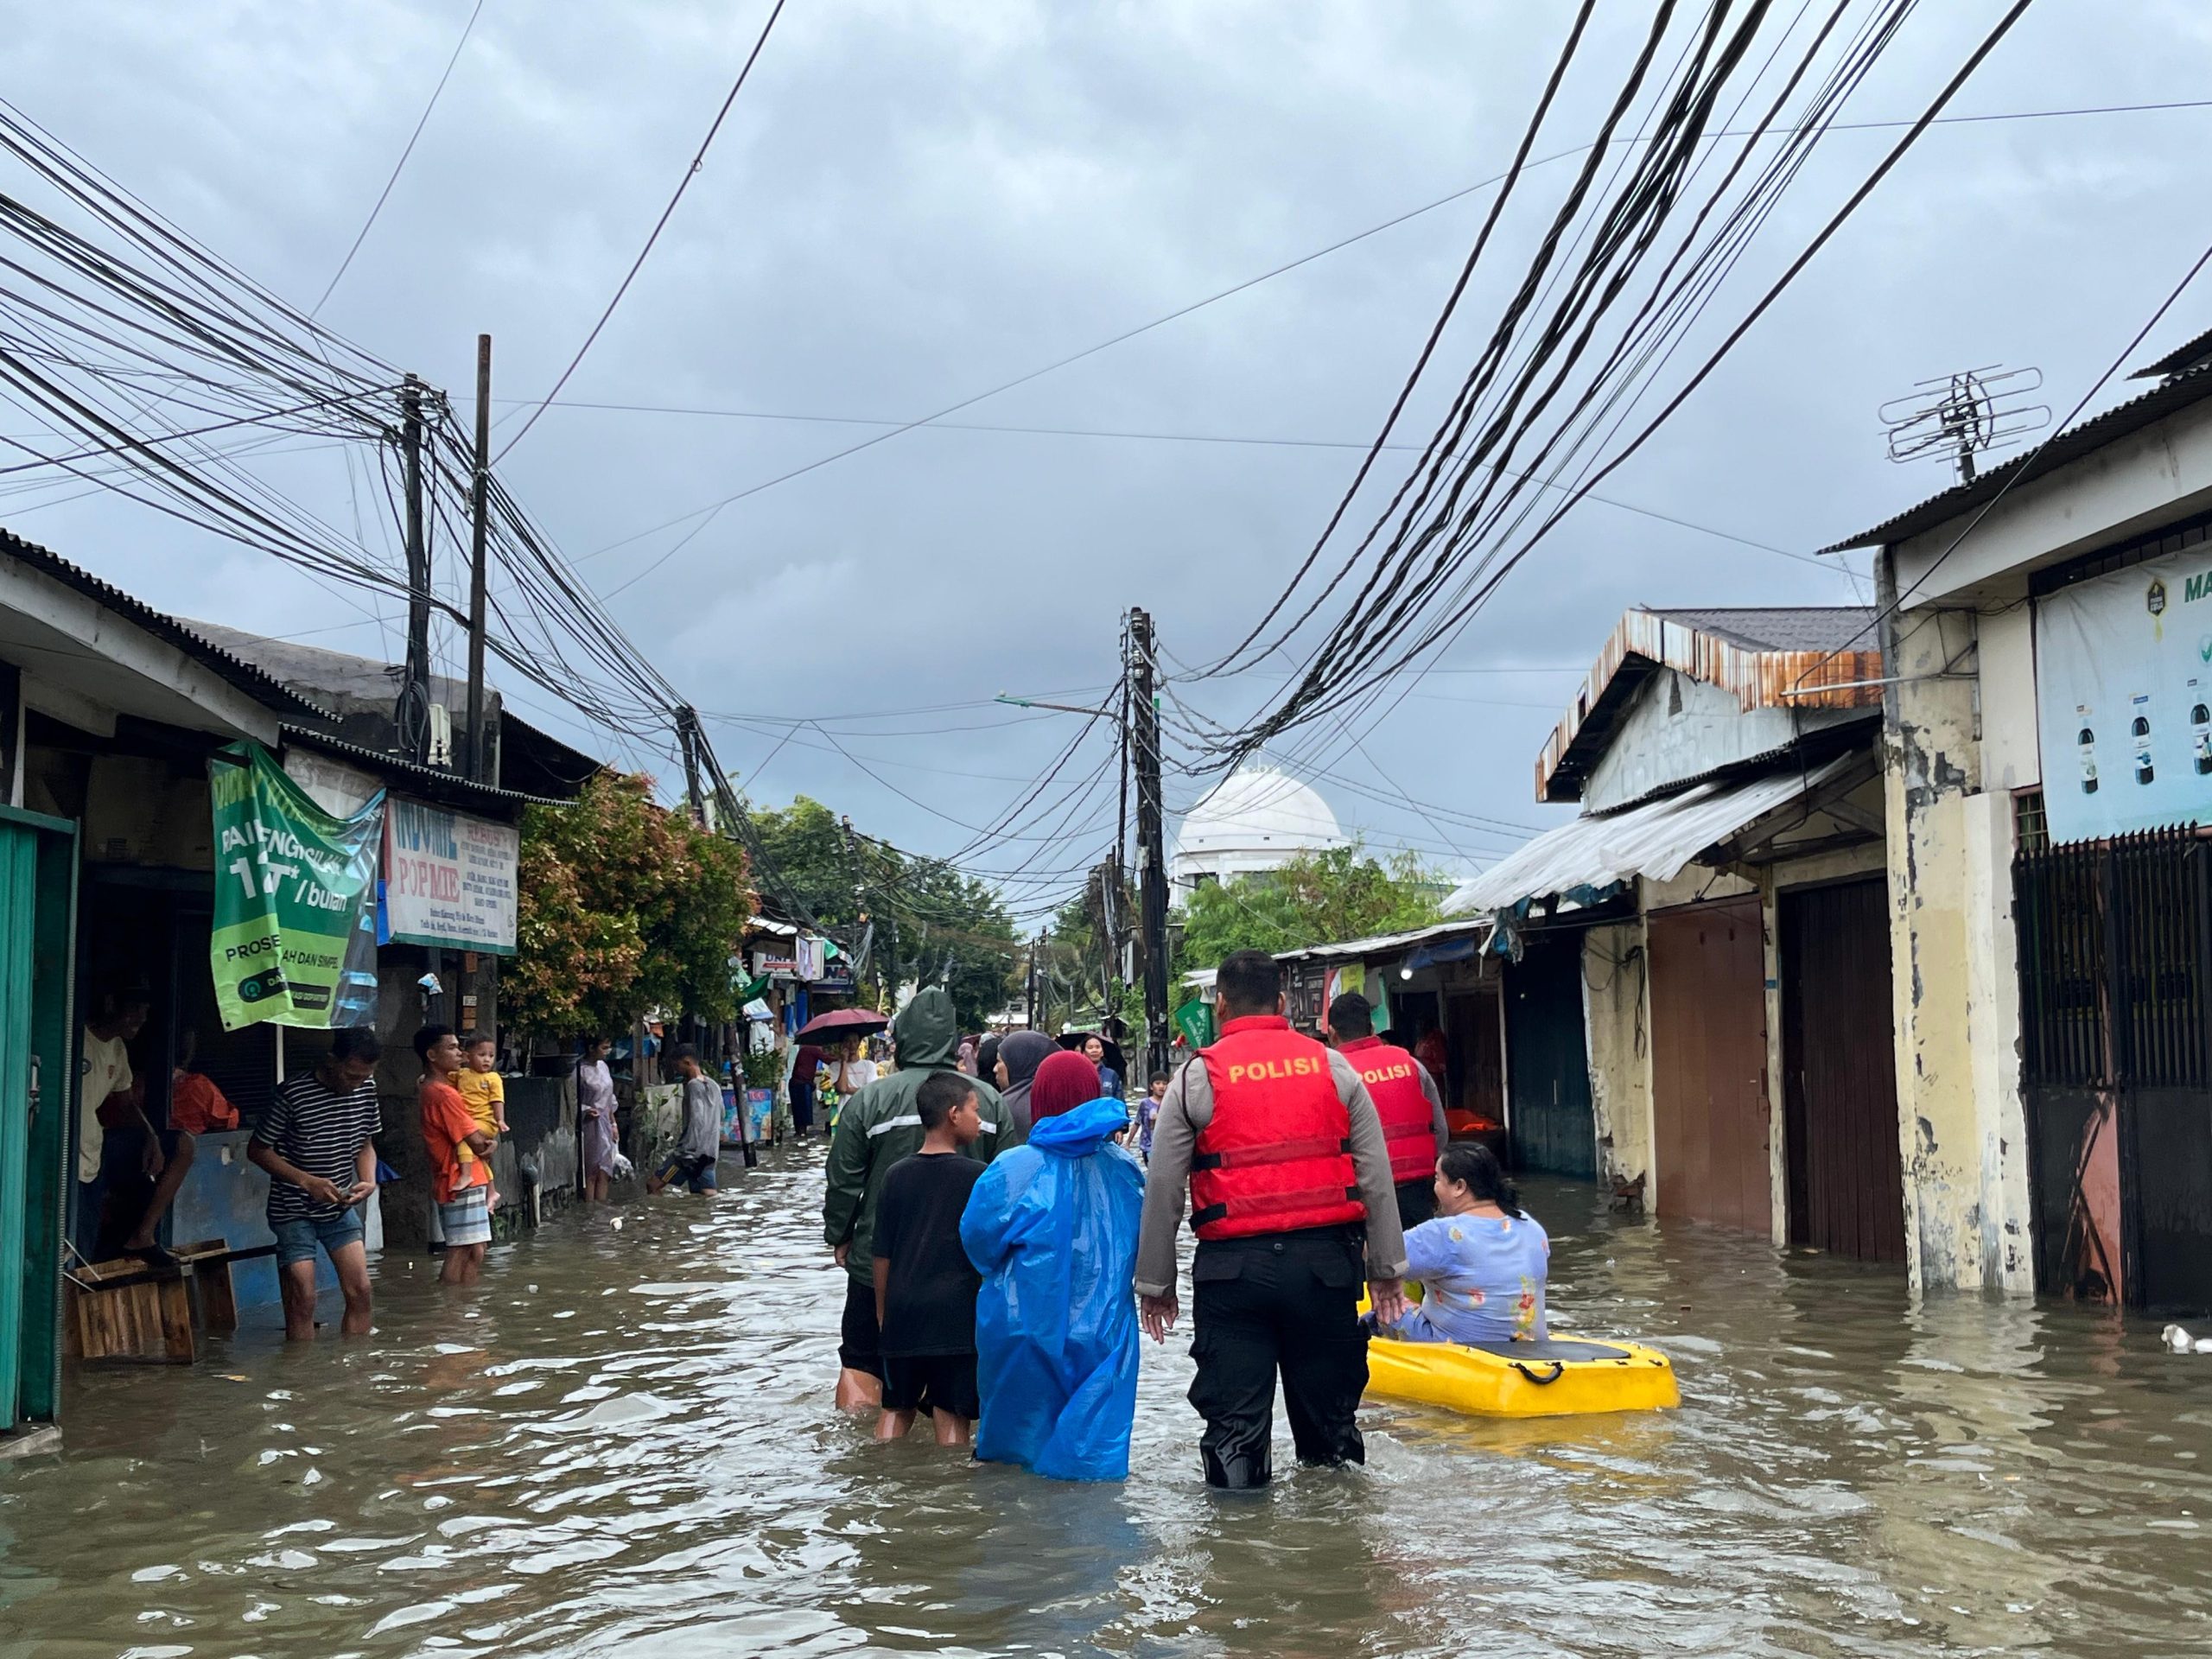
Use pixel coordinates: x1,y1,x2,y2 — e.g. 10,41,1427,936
1381,1143,1549,1344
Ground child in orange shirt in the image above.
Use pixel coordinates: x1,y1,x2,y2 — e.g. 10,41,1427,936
451,1033,508,1212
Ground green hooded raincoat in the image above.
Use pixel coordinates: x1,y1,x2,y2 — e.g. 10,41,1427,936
822,987,1012,1287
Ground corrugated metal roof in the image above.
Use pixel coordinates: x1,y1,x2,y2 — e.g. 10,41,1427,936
1445,753,1855,915
1644,606,1878,652
1537,607,1882,802
0,527,329,721
280,725,565,811
2129,323,2212,382
1821,361,2212,553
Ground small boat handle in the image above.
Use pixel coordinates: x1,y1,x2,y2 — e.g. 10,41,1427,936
1510,1360,1566,1385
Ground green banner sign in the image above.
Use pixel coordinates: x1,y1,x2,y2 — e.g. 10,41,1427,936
1173,996,1216,1050
208,742,385,1031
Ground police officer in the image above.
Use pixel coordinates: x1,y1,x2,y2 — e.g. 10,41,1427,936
1325,991,1448,1230
1135,950,1408,1489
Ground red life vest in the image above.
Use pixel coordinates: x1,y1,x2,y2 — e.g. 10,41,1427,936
1338,1034,1438,1187
1189,1014,1365,1240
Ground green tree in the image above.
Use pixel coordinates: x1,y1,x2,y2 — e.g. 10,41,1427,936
508,772,752,1039
1176,842,1444,977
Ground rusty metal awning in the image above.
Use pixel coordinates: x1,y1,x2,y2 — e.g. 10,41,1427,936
1445,754,1858,916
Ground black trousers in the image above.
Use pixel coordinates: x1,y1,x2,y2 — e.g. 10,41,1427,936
1187,1226,1370,1490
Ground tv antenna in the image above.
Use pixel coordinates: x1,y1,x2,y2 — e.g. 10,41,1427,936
1879,365,2049,483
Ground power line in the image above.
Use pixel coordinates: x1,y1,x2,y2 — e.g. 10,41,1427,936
313,0,487,315
494,0,786,461
578,87,2212,587
518,395,1822,571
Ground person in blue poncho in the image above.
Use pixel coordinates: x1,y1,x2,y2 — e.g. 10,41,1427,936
960,1048,1146,1482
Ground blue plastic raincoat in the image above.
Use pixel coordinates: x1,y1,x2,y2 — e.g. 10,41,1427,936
959,1096,1145,1482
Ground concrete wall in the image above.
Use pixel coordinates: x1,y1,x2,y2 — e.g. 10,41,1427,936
1978,602,2042,792
1580,919,1652,1193
1879,568,2035,1294
1583,670,1865,813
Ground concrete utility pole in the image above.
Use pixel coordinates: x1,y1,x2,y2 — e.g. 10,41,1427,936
466,335,492,783
1129,608,1170,1081
398,373,432,764
677,705,707,825
1026,932,1040,1030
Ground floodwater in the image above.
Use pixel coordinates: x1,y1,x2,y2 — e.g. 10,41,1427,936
5,1157,2212,1659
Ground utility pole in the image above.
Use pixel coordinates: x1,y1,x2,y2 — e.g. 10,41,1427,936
677,705,707,825
466,335,492,783
1130,608,1170,1081
397,373,431,764
1026,932,1040,1030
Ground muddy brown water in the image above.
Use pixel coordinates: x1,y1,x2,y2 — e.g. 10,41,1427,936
4,1154,2211,1657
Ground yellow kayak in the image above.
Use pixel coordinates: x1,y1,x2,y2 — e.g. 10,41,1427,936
1363,1333,1680,1419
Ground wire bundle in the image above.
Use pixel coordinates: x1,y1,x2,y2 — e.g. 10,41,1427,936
1185,0,2035,773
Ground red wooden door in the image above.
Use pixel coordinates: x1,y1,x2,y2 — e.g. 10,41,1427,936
1648,897,1772,1233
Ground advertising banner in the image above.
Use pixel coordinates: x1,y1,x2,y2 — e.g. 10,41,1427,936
207,742,385,1030
2037,550,2212,844
1173,997,1216,1049
380,797,520,956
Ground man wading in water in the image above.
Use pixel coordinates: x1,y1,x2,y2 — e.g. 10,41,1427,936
1135,949,1408,1490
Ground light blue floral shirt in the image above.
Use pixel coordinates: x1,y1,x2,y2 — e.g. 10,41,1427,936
1389,1210,1550,1344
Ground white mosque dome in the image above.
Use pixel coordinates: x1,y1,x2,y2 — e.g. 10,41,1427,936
1171,767,1345,888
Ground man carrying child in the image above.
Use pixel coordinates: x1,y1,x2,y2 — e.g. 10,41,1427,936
869,1072,985,1446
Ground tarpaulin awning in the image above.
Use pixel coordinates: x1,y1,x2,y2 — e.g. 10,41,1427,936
1443,754,1856,916
1273,918,1492,963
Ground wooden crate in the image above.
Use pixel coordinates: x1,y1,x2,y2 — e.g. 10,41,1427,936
62,1259,195,1363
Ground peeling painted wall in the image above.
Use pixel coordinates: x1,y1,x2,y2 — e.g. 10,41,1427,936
1580,919,1652,1194
1880,571,2035,1294
1582,670,1868,814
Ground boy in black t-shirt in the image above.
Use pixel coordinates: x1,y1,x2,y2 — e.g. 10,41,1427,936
872,1071,985,1446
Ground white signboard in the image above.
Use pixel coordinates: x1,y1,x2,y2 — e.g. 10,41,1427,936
2036,549,2212,845
381,796,520,955
282,748,382,817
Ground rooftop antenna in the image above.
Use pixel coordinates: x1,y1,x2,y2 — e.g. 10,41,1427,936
1879,365,2049,483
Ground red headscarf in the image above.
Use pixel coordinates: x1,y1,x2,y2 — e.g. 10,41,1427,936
1030,1049,1103,1122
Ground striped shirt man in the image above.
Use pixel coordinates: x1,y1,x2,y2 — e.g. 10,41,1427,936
255,1067,382,1226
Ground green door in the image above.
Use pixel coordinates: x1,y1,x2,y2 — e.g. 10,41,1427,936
0,806,78,1432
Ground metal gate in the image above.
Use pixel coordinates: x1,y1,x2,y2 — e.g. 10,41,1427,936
1504,935,1595,1178
1648,896,1771,1234
2016,828,2212,1310
0,807,78,1433
1779,878,1905,1262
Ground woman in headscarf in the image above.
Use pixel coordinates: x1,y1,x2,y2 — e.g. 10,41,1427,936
994,1031,1056,1148
960,1048,1144,1481
975,1034,1002,1098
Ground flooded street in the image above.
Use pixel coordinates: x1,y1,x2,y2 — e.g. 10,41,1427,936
6,1154,2212,1658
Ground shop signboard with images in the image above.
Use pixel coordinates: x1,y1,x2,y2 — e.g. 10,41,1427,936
207,741,385,1030
379,797,520,955
2037,551,2212,845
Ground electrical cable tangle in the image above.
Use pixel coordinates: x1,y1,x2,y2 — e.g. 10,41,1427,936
0,89,1114,958
1184,0,2037,772
570,90,2212,586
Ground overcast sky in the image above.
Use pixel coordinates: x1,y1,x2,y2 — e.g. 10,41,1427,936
10,0,2212,919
